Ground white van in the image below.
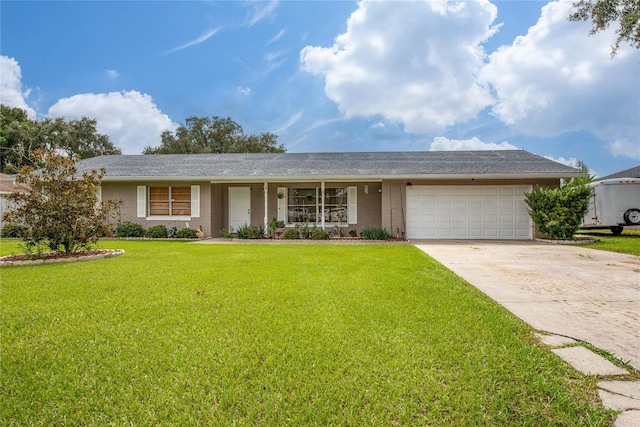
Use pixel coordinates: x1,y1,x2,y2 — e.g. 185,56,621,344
581,178,640,235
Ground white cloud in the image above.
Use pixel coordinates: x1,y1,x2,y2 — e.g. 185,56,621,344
0,55,37,118
47,90,178,154
273,112,302,133
106,69,119,78
163,27,221,55
544,155,579,168
237,86,252,95
429,136,517,151
300,0,498,134
480,1,640,160
267,28,286,45
245,0,279,27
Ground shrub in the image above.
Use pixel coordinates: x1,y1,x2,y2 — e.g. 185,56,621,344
525,179,593,240
282,228,301,240
236,224,265,239
176,228,198,239
361,227,390,240
268,218,286,238
145,225,168,239
115,221,145,238
1,223,27,238
348,229,358,238
2,150,121,255
220,229,233,238
310,229,330,240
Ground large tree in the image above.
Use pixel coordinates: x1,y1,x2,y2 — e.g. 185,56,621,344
570,0,640,56
0,105,121,173
143,116,285,154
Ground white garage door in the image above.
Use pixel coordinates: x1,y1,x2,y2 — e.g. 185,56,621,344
406,185,532,239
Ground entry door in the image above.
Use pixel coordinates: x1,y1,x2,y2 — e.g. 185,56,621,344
229,187,251,231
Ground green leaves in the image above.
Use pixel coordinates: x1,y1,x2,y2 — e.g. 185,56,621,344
570,0,640,56
3,150,121,254
0,105,121,174
525,178,593,240
143,116,286,154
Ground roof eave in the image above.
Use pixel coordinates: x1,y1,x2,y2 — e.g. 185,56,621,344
99,172,579,183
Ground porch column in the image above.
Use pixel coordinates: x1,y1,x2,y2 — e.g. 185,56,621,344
321,181,325,230
263,182,269,231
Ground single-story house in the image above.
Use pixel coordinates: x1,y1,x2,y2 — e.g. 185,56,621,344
600,165,640,180
0,173,27,230
76,150,581,240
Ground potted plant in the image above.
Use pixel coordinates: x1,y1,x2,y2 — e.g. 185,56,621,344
268,218,285,239
305,192,314,201
276,192,284,199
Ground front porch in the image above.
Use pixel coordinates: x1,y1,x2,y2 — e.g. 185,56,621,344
211,181,384,237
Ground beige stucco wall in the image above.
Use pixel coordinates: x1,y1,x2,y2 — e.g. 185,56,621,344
101,181,213,236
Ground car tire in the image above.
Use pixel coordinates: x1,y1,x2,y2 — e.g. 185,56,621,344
623,208,640,225
610,226,624,235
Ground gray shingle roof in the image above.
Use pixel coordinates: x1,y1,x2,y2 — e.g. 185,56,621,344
76,150,581,181
600,165,640,179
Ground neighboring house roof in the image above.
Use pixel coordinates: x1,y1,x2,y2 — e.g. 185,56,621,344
600,165,640,180
0,173,26,194
76,150,581,182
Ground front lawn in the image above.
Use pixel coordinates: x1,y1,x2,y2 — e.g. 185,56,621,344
577,228,640,256
1,240,613,425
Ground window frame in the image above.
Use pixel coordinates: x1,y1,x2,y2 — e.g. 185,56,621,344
285,186,356,226
137,185,200,220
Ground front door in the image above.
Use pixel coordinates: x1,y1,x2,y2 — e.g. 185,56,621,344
229,187,251,232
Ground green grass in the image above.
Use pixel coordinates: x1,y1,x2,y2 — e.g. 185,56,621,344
1,240,614,425
577,228,640,256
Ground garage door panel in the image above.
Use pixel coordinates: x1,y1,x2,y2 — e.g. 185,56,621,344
468,214,483,223
468,200,482,210
484,214,498,223
500,214,515,223
406,185,532,240
483,228,499,237
437,214,451,223
452,201,467,210
452,214,466,223
500,200,515,210
468,228,483,237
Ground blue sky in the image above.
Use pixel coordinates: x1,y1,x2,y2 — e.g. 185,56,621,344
1,0,638,177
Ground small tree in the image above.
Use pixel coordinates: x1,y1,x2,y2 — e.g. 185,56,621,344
525,174,593,240
2,150,121,255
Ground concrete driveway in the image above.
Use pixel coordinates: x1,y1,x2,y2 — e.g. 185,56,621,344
414,241,640,370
